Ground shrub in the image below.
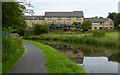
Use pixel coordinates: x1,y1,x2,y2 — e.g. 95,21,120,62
71,27,77,31
17,28,25,36
33,24,49,35
82,20,92,31
2,36,22,62
92,30,106,37
2,35,24,73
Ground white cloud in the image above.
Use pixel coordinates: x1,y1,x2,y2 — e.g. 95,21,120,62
29,0,118,2
25,0,119,17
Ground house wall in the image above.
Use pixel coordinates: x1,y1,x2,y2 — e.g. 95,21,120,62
26,17,114,30
44,17,84,25
92,18,114,30
103,18,114,29
25,20,45,27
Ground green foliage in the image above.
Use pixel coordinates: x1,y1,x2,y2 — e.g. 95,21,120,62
72,21,81,26
71,27,77,31
107,12,116,21
24,28,34,36
49,23,57,31
2,36,22,62
114,13,120,27
25,40,85,73
82,20,92,31
2,2,27,35
107,12,120,27
2,36,24,73
24,32,119,48
92,30,106,37
33,24,49,35
16,28,25,36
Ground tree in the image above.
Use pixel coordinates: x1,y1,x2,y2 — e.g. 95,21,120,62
33,24,49,35
114,13,120,27
94,16,98,18
2,2,27,35
107,12,116,21
82,20,92,31
107,12,120,27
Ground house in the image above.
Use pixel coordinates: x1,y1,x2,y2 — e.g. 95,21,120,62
85,18,114,30
25,16,44,27
25,11,84,27
25,11,114,30
44,11,84,26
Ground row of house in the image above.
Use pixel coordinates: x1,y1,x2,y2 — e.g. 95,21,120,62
25,11,114,30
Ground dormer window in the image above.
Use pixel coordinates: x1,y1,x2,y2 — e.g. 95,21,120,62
67,17,71,20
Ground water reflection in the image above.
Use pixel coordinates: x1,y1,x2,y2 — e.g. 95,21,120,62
79,57,118,73
40,41,119,73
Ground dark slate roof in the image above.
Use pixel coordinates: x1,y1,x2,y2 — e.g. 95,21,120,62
85,18,108,23
25,16,44,20
45,11,84,17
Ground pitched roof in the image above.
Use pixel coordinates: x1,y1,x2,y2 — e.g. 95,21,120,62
45,11,84,17
25,16,44,20
85,18,108,23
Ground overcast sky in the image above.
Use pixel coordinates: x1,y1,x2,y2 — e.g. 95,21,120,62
25,0,119,18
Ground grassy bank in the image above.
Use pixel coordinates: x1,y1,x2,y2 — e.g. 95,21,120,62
2,36,25,74
24,31,119,48
24,40,85,73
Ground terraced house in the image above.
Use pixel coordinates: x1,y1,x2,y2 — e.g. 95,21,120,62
85,18,114,30
25,11,114,30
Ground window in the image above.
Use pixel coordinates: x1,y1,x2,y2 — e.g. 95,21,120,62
57,17,61,20
48,17,51,20
67,22,71,25
48,22,51,24
37,18,39,20
110,27,112,29
94,23,97,25
67,17,71,20
77,18,81,20
94,27,97,29
32,18,35,20
57,22,61,26
32,22,34,25
99,27,103,29
110,22,113,25
106,23,109,25
100,22,102,25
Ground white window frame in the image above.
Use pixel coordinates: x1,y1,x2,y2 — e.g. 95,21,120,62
48,17,51,20
57,17,61,20
67,17,71,20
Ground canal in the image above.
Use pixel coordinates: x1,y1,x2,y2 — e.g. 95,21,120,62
37,40,119,73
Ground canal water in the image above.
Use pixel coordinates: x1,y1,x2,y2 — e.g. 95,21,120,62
38,40,119,73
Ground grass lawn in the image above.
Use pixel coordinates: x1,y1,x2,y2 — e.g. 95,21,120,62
24,40,86,73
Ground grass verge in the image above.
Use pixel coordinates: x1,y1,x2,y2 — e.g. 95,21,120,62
24,40,86,73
